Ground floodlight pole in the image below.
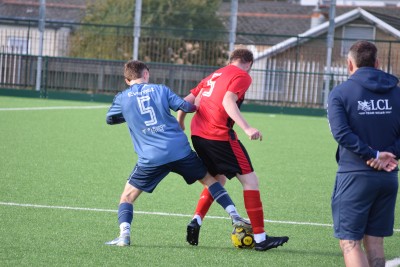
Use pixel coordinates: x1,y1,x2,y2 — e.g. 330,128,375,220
323,0,336,108
133,0,142,60
229,0,238,53
35,0,45,92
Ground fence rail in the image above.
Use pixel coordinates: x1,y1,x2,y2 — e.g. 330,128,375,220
0,52,340,108
0,53,219,98
1,18,400,108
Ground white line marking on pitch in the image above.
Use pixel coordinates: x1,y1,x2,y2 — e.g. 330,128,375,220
1,201,399,232
386,258,400,267
0,105,108,111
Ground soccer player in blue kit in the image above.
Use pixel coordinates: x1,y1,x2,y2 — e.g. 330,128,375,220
327,41,399,266
105,60,248,246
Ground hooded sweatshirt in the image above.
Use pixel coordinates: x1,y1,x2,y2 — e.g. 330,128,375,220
327,67,400,173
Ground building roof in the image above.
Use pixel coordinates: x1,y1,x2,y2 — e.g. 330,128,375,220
219,1,314,37
218,1,400,45
1,0,400,43
0,0,87,22
255,7,400,60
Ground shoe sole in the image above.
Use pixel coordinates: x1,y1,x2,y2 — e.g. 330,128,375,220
254,238,289,251
105,237,130,246
186,224,200,246
105,242,130,246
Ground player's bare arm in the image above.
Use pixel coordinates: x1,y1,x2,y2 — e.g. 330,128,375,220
222,91,262,141
177,93,196,130
193,89,204,107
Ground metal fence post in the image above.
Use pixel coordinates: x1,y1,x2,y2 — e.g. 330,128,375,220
323,0,336,108
229,0,238,53
133,0,142,60
35,0,45,93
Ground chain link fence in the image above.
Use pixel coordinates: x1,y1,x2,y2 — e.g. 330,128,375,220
1,18,399,108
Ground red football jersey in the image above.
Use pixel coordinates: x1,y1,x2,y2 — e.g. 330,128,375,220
190,64,252,141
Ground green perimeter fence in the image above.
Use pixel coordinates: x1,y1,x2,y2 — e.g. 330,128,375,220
0,50,396,111
0,53,333,108
1,18,400,109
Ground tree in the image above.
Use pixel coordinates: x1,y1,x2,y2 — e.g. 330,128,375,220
70,0,229,65
142,0,224,31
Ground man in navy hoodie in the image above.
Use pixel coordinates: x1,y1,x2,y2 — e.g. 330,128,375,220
328,40,399,267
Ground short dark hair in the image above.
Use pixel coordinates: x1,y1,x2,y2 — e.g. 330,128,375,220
229,48,254,64
124,60,149,81
348,40,377,68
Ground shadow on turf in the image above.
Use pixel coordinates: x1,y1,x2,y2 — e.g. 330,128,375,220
107,243,341,257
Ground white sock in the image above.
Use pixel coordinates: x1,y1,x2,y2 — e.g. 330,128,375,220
120,222,131,237
225,205,240,220
193,214,202,226
254,232,266,243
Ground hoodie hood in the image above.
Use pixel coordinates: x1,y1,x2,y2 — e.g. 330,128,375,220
349,67,399,93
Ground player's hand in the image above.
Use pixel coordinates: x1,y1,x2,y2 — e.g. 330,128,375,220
245,127,262,141
384,158,399,171
366,152,398,172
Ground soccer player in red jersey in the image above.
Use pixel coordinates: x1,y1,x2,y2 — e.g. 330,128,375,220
178,48,289,251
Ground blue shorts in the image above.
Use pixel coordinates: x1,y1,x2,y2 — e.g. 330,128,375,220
127,151,207,193
331,171,398,240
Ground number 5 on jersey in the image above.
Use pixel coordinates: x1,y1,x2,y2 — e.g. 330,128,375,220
137,96,157,126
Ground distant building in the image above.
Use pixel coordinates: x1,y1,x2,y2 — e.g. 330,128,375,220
0,0,87,55
299,0,400,7
247,7,400,104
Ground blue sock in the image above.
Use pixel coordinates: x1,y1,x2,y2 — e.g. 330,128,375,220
118,202,133,224
208,182,234,209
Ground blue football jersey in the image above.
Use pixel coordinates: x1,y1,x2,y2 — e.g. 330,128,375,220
106,83,194,166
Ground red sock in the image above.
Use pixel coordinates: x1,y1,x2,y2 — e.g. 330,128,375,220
194,188,214,219
244,190,265,234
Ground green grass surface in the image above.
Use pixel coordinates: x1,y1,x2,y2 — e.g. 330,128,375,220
0,96,399,266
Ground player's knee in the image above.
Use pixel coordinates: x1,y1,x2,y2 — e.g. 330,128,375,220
199,173,217,187
119,192,136,204
237,172,259,190
240,178,259,190
339,239,362,253
216,175,227,186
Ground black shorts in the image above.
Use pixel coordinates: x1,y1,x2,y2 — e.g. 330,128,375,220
191,135,253,179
